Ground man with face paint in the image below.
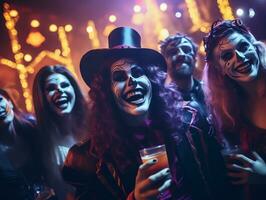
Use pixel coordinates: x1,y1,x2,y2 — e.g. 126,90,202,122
32,65,90,200
62,27,233,200
160,34,207,117
203,19,266,200
0,89,43,200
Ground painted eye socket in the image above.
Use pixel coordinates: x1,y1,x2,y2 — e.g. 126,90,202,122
45,84,57,92
221,51,234,61
238,42,249,52
60,82,70,88
181,46,192,54
112,71,127,82
131,66,145,78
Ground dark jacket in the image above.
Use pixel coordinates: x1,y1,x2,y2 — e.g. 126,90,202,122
62,106,234,200
0,117,43,200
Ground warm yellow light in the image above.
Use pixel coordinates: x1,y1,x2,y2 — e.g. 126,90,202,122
5,21,13,29
21,82,28,88
132,13,144,25
159,28,169,40
23,92,29,98
86,26,93,33
109,15,117,23
49,24,58,32
160,3,168,12
31,19,40,28
217,0,234,20
15,53,24,61
9,10,18,17
54,49,61,55
24,54,32,62
64,24,73,32
199,41,205,55
19,74,26,79
133,5,142,13
26,31,45,47
103,24,116,37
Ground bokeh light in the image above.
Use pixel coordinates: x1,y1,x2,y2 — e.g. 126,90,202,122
30,19,40,28
109,15,117,23
133,5,142,13
160,3,168,12
49,24,58,32
64,24,73,32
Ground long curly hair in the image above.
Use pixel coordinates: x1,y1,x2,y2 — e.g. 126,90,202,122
203,19,266,135
88,60,183,161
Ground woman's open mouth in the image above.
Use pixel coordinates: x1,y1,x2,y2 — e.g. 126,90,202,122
123,88,146,105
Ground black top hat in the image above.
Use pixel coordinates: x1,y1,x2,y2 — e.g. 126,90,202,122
80,27,167,87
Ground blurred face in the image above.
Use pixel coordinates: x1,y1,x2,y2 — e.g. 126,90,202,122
45,73,76,116
110,59,152,117
213,32,259,82
0,94,14,126
164,37,196,78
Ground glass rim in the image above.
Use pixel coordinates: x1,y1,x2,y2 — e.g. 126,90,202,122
139,144,166,156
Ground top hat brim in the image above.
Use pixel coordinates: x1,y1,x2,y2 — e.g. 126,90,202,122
80,48,167,87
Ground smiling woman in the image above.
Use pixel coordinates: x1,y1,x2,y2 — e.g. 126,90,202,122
32,65,90,200
203,19,266,200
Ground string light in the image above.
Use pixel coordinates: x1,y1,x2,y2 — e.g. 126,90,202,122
133,5,142,13
86,20,100,48
159,28,169,40
217,0,234,20
64,24,73,32
109,15,117,23
49,24,57,32
30,19,40,28
1,3,76,112
159,3,167,12
185,0,210,33
24,54,32,62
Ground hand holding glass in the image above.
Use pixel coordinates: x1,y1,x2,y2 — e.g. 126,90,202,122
139,145,169,175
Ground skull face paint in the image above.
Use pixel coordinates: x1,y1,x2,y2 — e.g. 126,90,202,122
45,73,76,116
214,32,259,82
110,59,152,117
165,37,196,77
0,94,14,126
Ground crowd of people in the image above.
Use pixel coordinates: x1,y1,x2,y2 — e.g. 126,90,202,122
0,19,265,200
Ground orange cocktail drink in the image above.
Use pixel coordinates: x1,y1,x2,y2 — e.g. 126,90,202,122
139,145,169,175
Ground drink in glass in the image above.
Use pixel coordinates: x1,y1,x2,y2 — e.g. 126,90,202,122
139,145,169,175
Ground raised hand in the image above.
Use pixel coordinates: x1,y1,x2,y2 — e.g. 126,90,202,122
226,152,266,185
134,159,172,200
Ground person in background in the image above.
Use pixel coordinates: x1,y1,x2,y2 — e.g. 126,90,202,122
32,65,90,200
160,33,207,117
203,19,266,200
0,89,42,200
62,27,232,200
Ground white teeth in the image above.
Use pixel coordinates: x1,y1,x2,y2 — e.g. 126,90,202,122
55,97,67,103
126,91,142,99
131,98,144,104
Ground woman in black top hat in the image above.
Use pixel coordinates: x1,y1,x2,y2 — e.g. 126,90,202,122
62,27,232,200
